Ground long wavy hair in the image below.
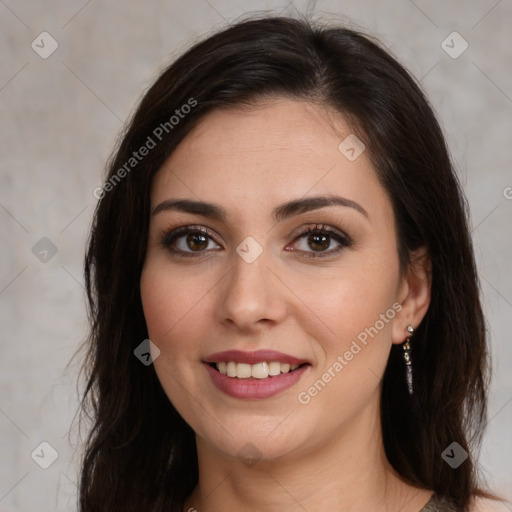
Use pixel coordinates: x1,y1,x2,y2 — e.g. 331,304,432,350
78,15,492,512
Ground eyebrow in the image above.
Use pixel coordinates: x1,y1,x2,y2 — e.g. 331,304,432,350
152,195,369,222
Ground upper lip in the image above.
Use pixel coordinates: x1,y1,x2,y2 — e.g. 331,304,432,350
204,350,309,365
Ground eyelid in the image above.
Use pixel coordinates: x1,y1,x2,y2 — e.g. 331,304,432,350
290,223,351,243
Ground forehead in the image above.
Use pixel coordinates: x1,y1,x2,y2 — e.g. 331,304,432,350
151,99,390,223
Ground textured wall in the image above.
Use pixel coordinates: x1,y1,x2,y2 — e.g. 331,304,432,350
0,1,511,510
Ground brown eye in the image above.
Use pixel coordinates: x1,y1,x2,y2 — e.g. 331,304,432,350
290,224,352,258
186,232,209,251
160,226,221,256
307,233,330,252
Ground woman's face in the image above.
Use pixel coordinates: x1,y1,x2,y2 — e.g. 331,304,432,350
141,98,415,464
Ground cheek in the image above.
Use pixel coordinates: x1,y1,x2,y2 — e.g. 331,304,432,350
140,260,208,343
296,251,401,407
140,262,206,416
302,254,400,345
140,269,174,342
139,257,223,373
139,261,205,404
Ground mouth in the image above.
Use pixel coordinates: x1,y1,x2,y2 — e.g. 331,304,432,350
209,361,308,379
203,350,311,399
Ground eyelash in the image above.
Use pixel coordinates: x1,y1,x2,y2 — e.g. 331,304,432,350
158,223,352,259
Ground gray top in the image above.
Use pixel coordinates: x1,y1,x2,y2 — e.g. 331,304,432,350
420,493,458,512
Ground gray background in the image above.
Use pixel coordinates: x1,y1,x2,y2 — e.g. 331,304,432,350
1,1,511,510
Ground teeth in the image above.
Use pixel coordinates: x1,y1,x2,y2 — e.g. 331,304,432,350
226,361,237,378
268,361,281,376
252,362,268,379
236,363,252,379
215,361,301,378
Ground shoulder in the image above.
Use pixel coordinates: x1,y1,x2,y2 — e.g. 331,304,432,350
469,496,511,512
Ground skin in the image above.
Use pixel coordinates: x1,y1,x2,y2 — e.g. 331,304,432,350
140,98,433,512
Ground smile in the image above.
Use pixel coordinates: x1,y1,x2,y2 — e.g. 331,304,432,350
203,350,311,399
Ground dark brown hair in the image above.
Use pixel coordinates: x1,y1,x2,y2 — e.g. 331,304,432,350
79,15,491,512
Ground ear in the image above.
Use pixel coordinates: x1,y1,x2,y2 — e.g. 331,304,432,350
392,247,432,345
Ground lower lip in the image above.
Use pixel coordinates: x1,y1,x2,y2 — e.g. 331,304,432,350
204,363,310,399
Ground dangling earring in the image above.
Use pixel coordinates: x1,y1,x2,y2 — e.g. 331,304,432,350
403,325,414,395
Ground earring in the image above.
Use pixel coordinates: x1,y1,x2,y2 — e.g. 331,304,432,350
403,325,414,395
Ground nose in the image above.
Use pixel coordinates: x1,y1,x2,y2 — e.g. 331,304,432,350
216,247,288,332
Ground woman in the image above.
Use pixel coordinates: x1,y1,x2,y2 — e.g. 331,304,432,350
79,15,502,512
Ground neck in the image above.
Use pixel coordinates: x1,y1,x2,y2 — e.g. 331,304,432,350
184,392,432,512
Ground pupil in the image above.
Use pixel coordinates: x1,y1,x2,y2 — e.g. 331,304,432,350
187,233,208,251
309,233,329,251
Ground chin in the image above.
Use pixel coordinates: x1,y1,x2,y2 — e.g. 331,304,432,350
192,410,314,465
